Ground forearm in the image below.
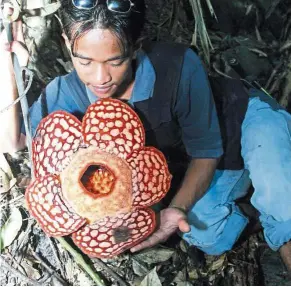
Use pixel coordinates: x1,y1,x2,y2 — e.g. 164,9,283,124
0,18,29,153
0,58,24,152
169,157,220,211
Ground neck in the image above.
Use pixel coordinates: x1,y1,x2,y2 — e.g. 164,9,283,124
114,59,136,101
116,79,135,101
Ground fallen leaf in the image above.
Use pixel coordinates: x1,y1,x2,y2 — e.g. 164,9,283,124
133,246,175,265
140,267,162,286
0,168,10,194
179,240,188,253
10,178,17,189
173,270,192,286
132,258,150,276
21,259,41,280
16,175,31,188
0,153,13,179
75,271,94,286
0,153,16,193
209,274,216,282
64,256,74,282
0,208,23,250
188,268,199,280
208,254,226,271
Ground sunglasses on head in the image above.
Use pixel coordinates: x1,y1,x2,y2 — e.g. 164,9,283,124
72,0,134,13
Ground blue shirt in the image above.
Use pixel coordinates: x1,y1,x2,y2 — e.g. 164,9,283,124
24,48,223,159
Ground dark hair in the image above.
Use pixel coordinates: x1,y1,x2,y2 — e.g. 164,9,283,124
59,0,145,56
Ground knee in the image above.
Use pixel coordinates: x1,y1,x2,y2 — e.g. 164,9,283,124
182,204,248,255
241,109,291,157
260,214,291,251
241,114,291,175
244,114,291,221
251,192,291,222
243,118,285,150
182,228,230,256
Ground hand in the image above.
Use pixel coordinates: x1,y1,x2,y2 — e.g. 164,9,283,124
130,207,191,253
0,6,29,69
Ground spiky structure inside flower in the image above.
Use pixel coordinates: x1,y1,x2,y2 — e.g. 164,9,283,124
26,99,172,258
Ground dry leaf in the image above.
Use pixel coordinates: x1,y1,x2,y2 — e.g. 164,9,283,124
133,246,175,265
140,267,162,286
64,257,74,282
208,254,226,272
173,270,192,286
0,208,23,250
188,268,199,280
0,154,13,179
75,272,94,286
179,240,188,253
9,178,17,189
22,259,41,280
0,168,10,194
132,258,150,276
0,153,15,193
17,175,31,188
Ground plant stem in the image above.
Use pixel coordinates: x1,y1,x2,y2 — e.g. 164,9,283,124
56,237,105,286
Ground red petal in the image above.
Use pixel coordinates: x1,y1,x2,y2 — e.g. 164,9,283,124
72,208,155,258
127,147,172,207
25,174,86,236
82,99,145,159
32,111,82,177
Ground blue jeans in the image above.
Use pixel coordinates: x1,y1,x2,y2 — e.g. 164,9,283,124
182,94,291,254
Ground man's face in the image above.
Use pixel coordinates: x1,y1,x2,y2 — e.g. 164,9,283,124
67,28,133,99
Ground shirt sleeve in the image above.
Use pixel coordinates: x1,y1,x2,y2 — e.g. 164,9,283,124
174,49,223,158
21,76,77,137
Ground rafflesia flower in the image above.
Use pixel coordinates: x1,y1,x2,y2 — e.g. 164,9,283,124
25,98,172,258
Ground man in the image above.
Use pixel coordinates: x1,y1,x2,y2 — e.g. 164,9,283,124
1,0,291,272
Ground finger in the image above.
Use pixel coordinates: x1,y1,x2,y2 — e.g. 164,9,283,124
130,230,167,253
178,218,191,233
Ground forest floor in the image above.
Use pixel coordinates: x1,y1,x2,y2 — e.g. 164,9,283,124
1,0,291,285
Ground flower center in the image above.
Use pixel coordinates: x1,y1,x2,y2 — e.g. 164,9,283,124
81,165,115,195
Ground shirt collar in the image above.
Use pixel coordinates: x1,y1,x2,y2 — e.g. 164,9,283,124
86,49,156,105
129,49,156,105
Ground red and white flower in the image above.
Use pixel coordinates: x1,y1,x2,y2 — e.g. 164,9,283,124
25,98,172,258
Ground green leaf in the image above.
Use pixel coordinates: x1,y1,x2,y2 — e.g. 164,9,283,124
0,208,22,251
